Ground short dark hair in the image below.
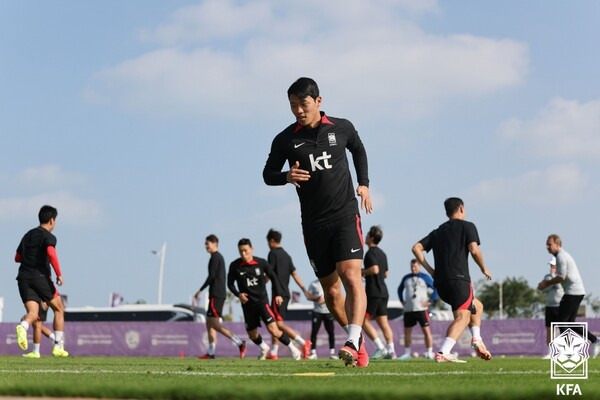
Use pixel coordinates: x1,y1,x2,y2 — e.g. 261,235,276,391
287,77,320,100
367,226,383,244
205,234,219,244
410,259,419,265
38,205,58,224
444,197,464,217
238,238,252,247
266,229,282,243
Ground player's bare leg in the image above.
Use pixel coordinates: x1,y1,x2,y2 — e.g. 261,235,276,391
469,298,492,360
422,326,434,359
16,301,40,350
376,315,395,357
399,327,413,360
363,317,386,359
337,259,368,367
48,296,68,357
319,272,348,327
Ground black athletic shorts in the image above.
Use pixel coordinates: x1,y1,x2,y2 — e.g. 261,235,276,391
271,296,290,322
545,306,560,327
242,302,276,331
17,277,58,304
206,296,225,318
303,214,364,278
403,310,430,328
435,280,475,313
366,296,388,319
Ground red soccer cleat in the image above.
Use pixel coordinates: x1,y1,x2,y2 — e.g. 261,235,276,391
198,354,215,360
302,340,312,359
356,336,369,368
265,353,279,360
338,342,359,367
239,341,247,359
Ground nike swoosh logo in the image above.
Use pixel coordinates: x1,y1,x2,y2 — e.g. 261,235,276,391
294,142,306,148
351,248,361,253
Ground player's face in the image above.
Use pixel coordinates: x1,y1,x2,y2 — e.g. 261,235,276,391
205,241,217,253
238,244,253,262
289,95,322,128
410,262,419,274
546,239,560,255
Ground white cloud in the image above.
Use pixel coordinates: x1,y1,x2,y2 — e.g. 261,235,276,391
0,165,103,225
462,164,587,206
500,97,600,159
0,191,102,225
86,0,528,120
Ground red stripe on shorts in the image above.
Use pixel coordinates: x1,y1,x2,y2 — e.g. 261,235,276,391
457,283,474,311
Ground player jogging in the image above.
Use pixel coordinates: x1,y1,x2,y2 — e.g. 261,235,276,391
22,301,58,358
263,77,372,367
265,229,311,360
361,226,395,359
227,238,302,360
412,197,493,363
194,234,246,359
15,205,68,357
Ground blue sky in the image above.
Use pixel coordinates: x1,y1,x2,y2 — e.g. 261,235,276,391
1,0,599,322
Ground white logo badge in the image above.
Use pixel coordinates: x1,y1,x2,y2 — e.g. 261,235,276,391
549,322,589,380
328,132,337,146
125,330,140,350
309,151,333,171
351,248,361,253
294,142,306,149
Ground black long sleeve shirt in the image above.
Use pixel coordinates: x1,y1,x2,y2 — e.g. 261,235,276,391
227,256,284,305
263,112,369,229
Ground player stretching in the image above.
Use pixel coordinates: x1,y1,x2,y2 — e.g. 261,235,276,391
361,226,395,359
15,205,68,357
412,198,493,363
263,77,372,367
265,229,311,360
194,234,246,359
227,238,302,360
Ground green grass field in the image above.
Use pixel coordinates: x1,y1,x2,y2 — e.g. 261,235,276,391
0,356,598,400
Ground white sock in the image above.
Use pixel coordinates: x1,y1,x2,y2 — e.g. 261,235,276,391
386,342,395,353
271,344,279,355
48,332,56,344
439,337,456,354
374,337,385,350
347,324,362,347
470,326,481,340
54,331,64,347
33,343,41,354
207,342,216,356
231,334,243,347
427,347,433,356
20,321,30,331
294,335,305,346
330,348,336,355
404,347,411,356
288,343,300,354
259,342,270,352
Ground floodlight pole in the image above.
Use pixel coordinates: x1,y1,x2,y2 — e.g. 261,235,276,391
152,242,167,305
499,280,504,320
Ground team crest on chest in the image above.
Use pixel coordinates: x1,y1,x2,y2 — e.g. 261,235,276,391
328,132,337,146
255,267,261,276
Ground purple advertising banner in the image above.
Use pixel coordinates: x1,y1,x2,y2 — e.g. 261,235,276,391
1,319,598,358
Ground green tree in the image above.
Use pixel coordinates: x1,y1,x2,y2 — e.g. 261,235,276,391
476,277,545,318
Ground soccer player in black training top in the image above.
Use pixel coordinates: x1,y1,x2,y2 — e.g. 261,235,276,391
265,229,312,360
194,234,246,359
263,77,372,367
361,226,395,359
412,197,493,363
14,205,68,357
227,238,302,360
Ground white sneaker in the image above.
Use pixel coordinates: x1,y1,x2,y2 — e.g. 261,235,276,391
425,353,435,360
291,349,302,361
329,353,338,360
398,353,411,361
308,352,318,360
383,351,397,360
258,346,270,360
371,348,386,360
434,352,467,363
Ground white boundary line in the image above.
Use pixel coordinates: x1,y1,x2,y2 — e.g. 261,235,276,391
0,369,554,377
